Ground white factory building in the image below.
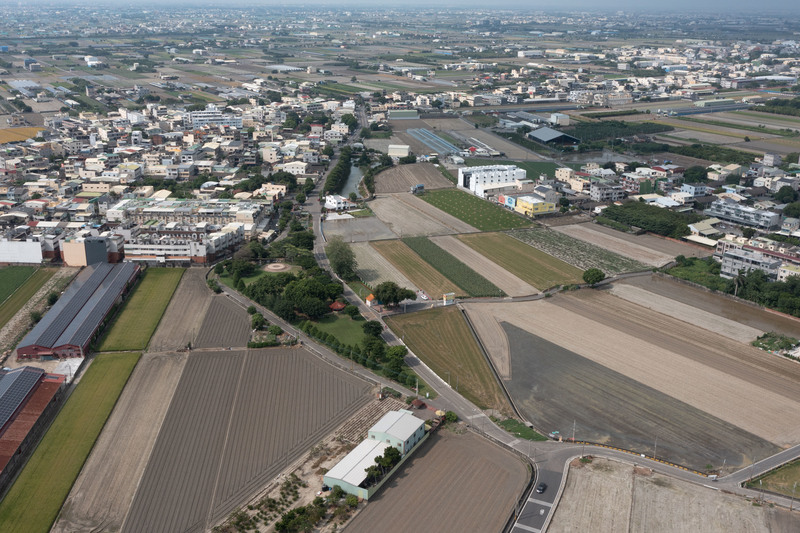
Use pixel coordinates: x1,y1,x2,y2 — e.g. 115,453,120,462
457,165,527,198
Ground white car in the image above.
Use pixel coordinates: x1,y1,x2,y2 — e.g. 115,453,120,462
419,293,429,300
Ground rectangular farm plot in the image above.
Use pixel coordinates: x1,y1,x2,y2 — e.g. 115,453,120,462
0,265,36,303
421,189,531,231
122,348,370,533
458,232,583,290
193,295,252,349
373,162,454,193
97,268,184,352
386,306,510,414
369,193,477,237
0,268,56,329
402,236,505,297
371,240,465,298
430,235,537,297
351,242,415,290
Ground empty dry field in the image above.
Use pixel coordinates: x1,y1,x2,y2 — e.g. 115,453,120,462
193,295,251,349
554,224,674,266
458,232,583,290
550,458,800,533
347,430,528,533
430,235,537,297
122,348,370,533
606,283,762,343
322,216,396,243
370,193,477,237
372,239,465,298
468,291,800,468
148,268,213,352
351,242,415,289
374,162,454,193
53,352,189,533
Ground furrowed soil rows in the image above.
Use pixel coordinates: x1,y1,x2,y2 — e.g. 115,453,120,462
508,226,649,275
346,430,528,533
351,242,416,289
550,458,800,533
430,235,537,297
148,268,213,352
372,239,465,298
122,348,370,533
322,216,396,243
193,296,251,349
53,352,189,533
373,162,454,193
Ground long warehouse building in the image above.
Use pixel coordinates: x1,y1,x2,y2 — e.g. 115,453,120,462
16,262,140,359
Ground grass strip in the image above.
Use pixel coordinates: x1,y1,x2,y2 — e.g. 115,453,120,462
0,269,56,330
96,268,184,352
0,351,141,533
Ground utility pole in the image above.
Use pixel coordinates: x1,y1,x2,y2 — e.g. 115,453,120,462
572,420,576,444
791,482,797,512
653,435,658,460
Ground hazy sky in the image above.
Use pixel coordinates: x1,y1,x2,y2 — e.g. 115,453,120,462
24,0,800,13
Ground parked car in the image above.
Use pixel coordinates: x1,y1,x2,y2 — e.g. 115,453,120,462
535,482,547,494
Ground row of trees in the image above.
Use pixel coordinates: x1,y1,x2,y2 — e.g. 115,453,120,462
322,146,353,195
602,201,704,238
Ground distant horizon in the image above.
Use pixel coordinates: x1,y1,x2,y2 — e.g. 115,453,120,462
7,1,800,15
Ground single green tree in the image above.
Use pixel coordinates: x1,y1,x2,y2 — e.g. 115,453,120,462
583,268,606,286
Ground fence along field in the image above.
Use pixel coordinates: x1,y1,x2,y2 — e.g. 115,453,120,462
371,239,465,298
402,236,505,297
385,305,511,414
97,268,184,352
0,351,141,533
421,189,532,232
458,232,584,290
508,226,649,275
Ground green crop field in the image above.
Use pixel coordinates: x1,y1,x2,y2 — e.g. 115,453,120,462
386,306,510,414
465,158,560,178
458,232,584,290
0,269,56,330
402,237,505,297
421,189,531,232
372,240,465,298
0,266,36,303
0,351,141,533
507,227,649,275
97,268,184,352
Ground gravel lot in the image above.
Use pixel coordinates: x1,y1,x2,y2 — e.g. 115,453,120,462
148,268,213,352
322,216,396,243
193,295,251,349
555,223,691,266
431,235,537,297
122,348,371,533
551,458,800,533
373,162,454,193
53,352,189,533
351,242,416,289
466,290,800,468
370,193,476,237
347,429,528,533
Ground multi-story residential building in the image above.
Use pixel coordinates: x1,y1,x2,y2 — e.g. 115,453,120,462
184,105,243,130
590,181,625,202
720,248,781,280
120,222,244,265
704,199,780,230
106,198,271,231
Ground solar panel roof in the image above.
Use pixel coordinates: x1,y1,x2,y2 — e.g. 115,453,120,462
0,367,44,431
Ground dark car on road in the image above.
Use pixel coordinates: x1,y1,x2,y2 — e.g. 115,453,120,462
535,482,547,494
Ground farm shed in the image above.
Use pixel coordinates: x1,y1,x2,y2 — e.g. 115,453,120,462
323,438,392,500
0,367,44,435
527,127,579,146
369,409,426,454
16,262,140,359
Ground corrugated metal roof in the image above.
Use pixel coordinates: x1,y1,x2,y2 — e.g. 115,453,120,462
369,410,424,442
324,439,390,487
0,367,44,430
17,262,138,353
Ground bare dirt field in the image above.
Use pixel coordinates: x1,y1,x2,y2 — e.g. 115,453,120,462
347,429,528,533
462,305,511,379
622,274,800,339
467,291,800,468
370,193,477,237
363,134,408,154
322,216,396,243
606,283,763,343
550,458,800,533
122,348,371,533
193,295,251,349
373,162,454,193
555,222,709,266
148,268,213,352
430,235,538,297
351,242,416,289
663,129,748,145
53,352,189,533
